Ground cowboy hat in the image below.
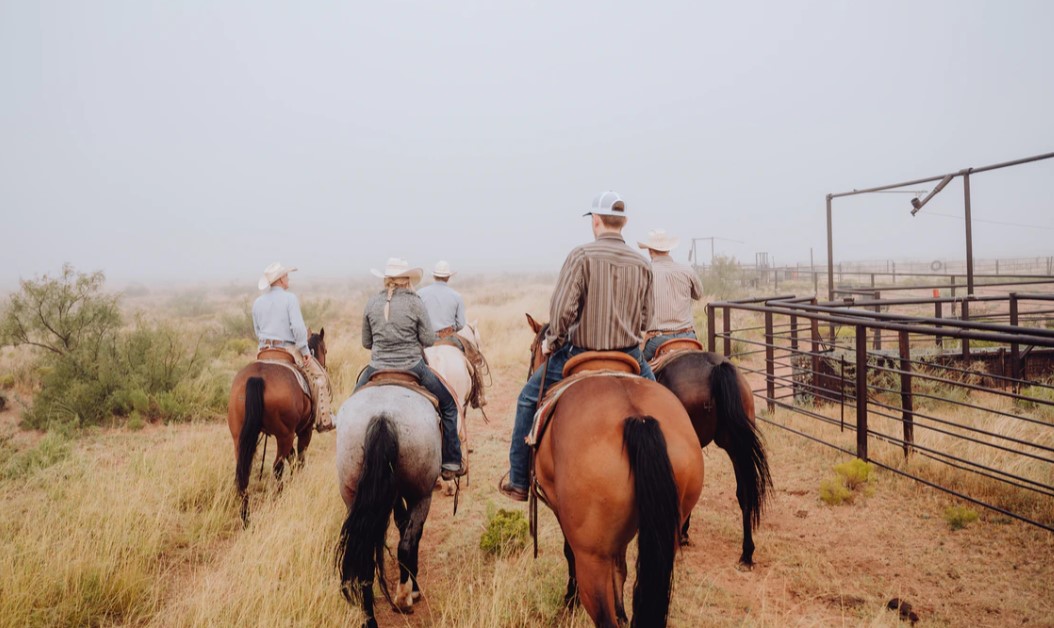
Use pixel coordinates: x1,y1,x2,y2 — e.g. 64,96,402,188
582,190,627,217
637,229,679,253
432,260,456,278
258,262,298,290
370,257,424,284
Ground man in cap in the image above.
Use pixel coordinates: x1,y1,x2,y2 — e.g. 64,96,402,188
417,261,466,338
253,262,335,432
638,228,704,361
499,191,655,501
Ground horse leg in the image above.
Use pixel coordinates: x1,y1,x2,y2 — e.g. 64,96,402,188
272,432,295,489
680,514,692,547
295,423,314,468
573,552,622,627
732,457,756,569
562,538,579,608
395,494,432,611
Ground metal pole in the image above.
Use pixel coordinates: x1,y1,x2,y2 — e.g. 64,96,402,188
826,194,834,301
964,171,975,296
765,312,776,414
855,325,869,460
898,330,914,457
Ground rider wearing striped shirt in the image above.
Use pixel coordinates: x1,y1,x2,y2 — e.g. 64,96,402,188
500,191,655,501
638,229,704,361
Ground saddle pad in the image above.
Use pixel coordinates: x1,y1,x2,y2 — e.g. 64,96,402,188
525,371,640,447
256,359,311,397
355,380,440,412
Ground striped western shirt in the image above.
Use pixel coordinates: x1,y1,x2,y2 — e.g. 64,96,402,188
546,233,653,351
648,255,703,331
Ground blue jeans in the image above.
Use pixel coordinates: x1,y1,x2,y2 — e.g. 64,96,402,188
642,330,699,362
506,344,655,490
356,360,462,468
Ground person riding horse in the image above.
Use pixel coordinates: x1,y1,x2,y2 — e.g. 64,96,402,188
500,190,655,502
253,262,334,432
638,229,704,362
419,260,488,411
354,257,467,481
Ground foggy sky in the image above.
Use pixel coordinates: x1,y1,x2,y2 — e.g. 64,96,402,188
1,0,1052,289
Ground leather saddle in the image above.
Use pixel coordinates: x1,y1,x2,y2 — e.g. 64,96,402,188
357,369,439,411
653,337,703,359
562,351,641,378
257,348,297,364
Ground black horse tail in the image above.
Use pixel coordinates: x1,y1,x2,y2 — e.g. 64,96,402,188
335,414,399,608
624,416,680,628
711,361,771,529
236,377,265,494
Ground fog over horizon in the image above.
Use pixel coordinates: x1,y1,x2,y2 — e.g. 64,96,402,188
2,1,1052,291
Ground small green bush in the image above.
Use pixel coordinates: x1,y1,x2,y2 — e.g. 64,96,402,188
819,478,853,505
480,509,529,556
0,373,14,389
126,412,145,431
944,505,979,531
834,459,874,490
1,432,71,479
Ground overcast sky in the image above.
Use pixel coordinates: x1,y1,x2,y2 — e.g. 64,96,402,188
1,0,1052,288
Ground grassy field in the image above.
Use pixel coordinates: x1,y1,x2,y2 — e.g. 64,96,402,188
1,277,1053,627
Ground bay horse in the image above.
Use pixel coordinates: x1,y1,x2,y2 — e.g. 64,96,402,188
653,350,771,568
227,329,327,523
525,316,703,626
334,386,440,627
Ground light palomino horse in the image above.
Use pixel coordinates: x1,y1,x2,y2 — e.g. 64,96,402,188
423,322,483,494
335,386,440,628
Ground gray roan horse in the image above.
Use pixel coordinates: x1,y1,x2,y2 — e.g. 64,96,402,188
334,385,440,628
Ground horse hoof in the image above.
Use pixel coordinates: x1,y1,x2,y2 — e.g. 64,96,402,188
411,590,422,601
735,561,755,572
679,536,692,548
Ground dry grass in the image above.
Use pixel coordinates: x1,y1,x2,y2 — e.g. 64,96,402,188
1,277,1053,627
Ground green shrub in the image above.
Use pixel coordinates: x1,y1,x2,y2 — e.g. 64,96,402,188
126,412,145,431
944,505,979,531
480,509,529,556
819,478,853,505
834,459,874,490
700,256,745,301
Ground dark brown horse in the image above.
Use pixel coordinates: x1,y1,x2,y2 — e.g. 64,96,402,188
526,316,703,626
228,329,327,523
654,349,771,568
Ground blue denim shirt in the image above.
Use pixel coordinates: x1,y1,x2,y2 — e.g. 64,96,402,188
417,282,466,331
252,287,309,356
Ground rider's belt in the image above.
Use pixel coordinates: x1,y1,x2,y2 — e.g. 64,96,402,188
647,327,695,335
261,338,295,347
435,326,458,338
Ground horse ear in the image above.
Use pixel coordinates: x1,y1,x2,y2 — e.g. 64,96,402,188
526,313,542,333
319,327,325,339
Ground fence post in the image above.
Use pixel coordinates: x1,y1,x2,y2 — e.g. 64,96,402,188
1009,294,1021,384
898,330,914,457
855,325,869,461
790,313,799,352
961,300,971,359
934,299,943,348
872,290,882,350
722,307,732,357
810,316,821,403
706,304,716,353
765,311,775,414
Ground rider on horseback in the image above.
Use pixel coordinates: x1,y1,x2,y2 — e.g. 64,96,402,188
417,260,465,338
354,258,467,481
638,229,703,361
500,191,655,502
253,262,335,432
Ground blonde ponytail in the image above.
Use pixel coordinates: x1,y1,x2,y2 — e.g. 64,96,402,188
383,277,413,320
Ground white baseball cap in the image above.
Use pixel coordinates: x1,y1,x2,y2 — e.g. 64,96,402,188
582,190,626,217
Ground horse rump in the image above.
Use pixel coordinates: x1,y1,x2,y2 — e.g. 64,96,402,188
623,416,680,627
335,414,400,608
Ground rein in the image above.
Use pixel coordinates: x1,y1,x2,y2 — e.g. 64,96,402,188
529,348,551,560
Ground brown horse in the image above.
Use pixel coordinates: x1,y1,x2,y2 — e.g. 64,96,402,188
654,350,771,568
227,329,327,523
526,317,703,626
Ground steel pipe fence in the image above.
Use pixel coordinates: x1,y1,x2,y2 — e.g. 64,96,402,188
707,294,1054,532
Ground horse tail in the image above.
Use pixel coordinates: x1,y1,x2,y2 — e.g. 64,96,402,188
335,413,399,607
711,361,771,529
623,416,680,627
236,377,265,494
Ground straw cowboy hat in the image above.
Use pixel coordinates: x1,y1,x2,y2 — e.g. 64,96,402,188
637,229,680,253
371,257,424,284
258,262,298,290
432,260,456,278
